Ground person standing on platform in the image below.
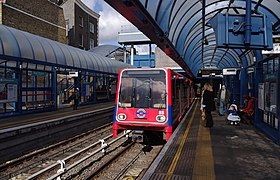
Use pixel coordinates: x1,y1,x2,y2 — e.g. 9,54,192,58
202,82,216,127
73,88,80,110
217,84,231,116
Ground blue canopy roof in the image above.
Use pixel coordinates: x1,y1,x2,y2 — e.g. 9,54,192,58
0,24,132,74
105,0,280,77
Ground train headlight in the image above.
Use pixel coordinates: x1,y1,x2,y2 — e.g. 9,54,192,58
117,113,127,121
156,115,166,122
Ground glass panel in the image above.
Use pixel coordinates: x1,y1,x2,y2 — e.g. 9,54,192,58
22,70,27,88
274,58,279,72
0,103,4,113
151,77,166,108
37,74,45,88
119,77,133,108
27,71,36,88
269,82,277,114
0,83,7,101
6,68,16,79
45,65,52,71
37,64,45,70
6,61,17,67
0,68,4,79
6,102,16,112
28,63,36,70
22,62,28,69
134,77,150,108
263,62,267,75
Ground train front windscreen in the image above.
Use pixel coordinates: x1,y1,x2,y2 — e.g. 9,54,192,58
118,70,167,109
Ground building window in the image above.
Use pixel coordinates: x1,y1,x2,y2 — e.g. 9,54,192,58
79,16,83,27
65,19,69,31
90,38,94,49
79,34,83,47
89,22,94,33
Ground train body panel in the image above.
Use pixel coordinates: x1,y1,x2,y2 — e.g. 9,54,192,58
113,68,194,141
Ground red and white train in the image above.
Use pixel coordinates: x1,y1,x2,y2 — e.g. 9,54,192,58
112,68,195,141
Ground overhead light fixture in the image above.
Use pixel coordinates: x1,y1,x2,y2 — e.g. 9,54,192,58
203,37,208,45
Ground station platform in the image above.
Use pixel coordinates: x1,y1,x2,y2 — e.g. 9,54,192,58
143,100,280,180
0,101,114,130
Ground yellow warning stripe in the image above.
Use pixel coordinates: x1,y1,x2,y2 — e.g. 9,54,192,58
192,114,215,180
164,100,199,180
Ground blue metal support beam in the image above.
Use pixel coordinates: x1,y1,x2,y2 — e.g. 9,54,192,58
245,0,252,45
201,0,206,67
239,67,248,106
52,67,57,109
253,0,263,13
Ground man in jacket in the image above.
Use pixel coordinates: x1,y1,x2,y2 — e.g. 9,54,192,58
217,85,231,116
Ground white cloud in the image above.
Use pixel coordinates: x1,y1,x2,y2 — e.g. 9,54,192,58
82,0,137,46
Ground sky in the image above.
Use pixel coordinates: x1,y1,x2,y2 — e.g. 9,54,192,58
81,0,138,46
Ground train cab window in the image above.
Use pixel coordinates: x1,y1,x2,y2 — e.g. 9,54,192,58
119,78,133,108
119,70,166,109
134,77,150,108
151,78,166,108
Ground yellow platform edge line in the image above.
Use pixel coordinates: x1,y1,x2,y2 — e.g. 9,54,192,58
192,113,216,180
165,101,199,180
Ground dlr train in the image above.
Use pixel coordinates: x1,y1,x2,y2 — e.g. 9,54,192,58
113,68,195,141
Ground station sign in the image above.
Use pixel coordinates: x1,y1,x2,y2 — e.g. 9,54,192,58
68,71,78,77
223,68,237,75
262,35,280,54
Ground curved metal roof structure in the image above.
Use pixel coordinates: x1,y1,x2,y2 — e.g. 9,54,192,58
105,0,280,78
0,24,131,74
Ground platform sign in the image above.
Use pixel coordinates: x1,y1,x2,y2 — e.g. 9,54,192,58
69,71,78,77
208,13,273,50
262,35,280,54
0,83,17,103
7,84,17,102
222,68,237,75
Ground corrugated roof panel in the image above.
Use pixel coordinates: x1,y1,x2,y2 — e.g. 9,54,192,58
23,32,46,62
0,24,132,74
81,52,91,70
102,57,110,73
88,53,100,71
11,28,34,60
60,45,74,67
37,36,57,64
48,40,66,66
0,25,21,57
92,53,103,72
76,50,86,69
68,47,81,68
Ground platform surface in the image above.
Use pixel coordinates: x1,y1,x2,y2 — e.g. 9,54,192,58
143,100,280,180
0,101,114,130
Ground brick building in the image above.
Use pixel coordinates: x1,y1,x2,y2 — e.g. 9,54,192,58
0,0,67,44
60,0,100,50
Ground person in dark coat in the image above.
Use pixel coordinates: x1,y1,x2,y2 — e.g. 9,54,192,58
202,82,216,127
72,88,80,110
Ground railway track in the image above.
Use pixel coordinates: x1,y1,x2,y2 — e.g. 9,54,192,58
87,143,163,180
40,135,163,180
0,123,116,179
0,107,114,164
1,127,163,180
